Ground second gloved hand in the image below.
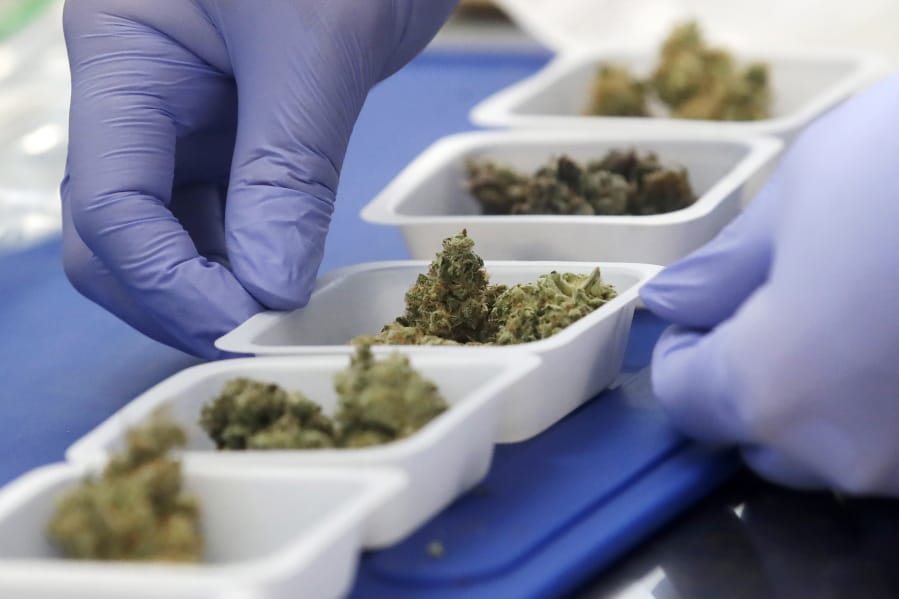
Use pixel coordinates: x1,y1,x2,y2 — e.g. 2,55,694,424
62,0,458,358
640,73,899,495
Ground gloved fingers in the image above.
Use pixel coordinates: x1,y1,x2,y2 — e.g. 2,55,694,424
170,182,229,269
61,176,188,352
640,173,782,329
65,35,261,358
172,123,237,190
378,0,461,80
650,287,784,445
214,4,380,311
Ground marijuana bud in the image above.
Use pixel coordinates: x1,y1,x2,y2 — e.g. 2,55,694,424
354,231,619,347
491,268,618,345
395,230,505,343
588,20,771,122
46,413,203,563
465,151,694,217
198,346,449,451
200,378,337,450
334,345,448,447
465,158,532,215
587,65,650,117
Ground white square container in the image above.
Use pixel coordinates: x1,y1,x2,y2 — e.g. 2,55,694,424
216,261,660,443
470,48,886,141
66,353,540,548
0,462,403,599
360,130,782,265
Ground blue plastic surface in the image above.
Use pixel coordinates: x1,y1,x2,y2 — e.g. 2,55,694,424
0,49,736,597
348,321,737,599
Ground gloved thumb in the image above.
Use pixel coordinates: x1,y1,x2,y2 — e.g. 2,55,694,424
640,175,782,329
649,286,782,445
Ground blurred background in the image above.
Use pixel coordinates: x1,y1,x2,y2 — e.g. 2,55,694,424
0,0,896,252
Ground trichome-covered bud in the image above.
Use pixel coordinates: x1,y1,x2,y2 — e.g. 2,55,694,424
198,346,449,450
588,20,771,122
46,413,203,563
466,151,693,217
200,378,337,450
490,268,618,344
392,230,504,343
465,158,532,215
334,345,448,447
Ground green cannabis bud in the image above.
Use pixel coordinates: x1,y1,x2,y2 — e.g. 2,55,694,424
491,268,617,344
200,379,337,450
588,20,771,121
466,151,695,217
334,345,448,447
588,65,650,117
355,231,619,346
393,229,505,343
46,414,203,563
198,345,448,451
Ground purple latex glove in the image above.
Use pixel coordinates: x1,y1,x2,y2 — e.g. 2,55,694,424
61,0,457,358
641,74,899,495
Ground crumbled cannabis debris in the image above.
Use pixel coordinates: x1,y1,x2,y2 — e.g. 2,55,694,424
426,540,446,559
334,345,448,448
466,151,695,216
199,345,448,451
46,414,203,563
587,21,771,121
354,231,618,346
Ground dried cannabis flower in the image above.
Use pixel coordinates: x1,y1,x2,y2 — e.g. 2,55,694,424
198,345,448,450
587,65,649,117
490,268,618,345
334,345,448,447
390,229,505,343
46,413,203,563
466,150,695,217
355,231,618,346
200,379,337,450
587,20,771,121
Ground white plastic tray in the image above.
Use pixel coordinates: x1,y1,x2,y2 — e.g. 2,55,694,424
470,48,885,141
216,261,660,443
360,130,782,265
0,462,403,599
66,353,540,547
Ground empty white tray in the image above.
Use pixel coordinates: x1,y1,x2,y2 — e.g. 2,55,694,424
360,130,782,265
0,463,402,599
470,48,885,141
216,261,660,442
66,353,540,548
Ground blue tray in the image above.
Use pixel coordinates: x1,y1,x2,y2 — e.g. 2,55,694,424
0,48,735,597
349,312,736,598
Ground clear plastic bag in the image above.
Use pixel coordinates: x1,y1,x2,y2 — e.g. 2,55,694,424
0,0,67,252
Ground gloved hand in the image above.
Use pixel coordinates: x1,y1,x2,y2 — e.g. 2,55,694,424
640,73,899,495
61,0,457,358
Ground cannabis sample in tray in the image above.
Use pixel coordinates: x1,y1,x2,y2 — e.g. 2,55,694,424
200,345,448,450
588,21,771,121
466,150,695,216
47,415,203,563
354,230,618,347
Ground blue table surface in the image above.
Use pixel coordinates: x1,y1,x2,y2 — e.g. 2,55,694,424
0,49,735,598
